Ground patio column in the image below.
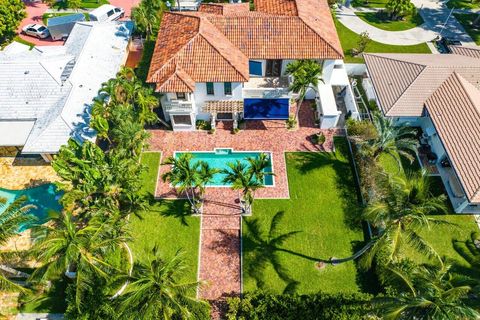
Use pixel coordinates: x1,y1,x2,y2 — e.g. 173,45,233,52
211,112,216,129
233,112,238,129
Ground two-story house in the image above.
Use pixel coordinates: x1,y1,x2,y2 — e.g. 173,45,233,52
147,0,359,131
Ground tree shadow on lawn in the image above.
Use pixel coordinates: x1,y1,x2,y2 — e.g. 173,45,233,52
139,194,193,226
450,233,480,280
19,277,67,313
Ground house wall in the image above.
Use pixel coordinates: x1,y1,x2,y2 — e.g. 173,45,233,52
193,82,243,120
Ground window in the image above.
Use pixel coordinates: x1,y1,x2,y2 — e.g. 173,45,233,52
206,82,214,95
224,82,232,96
217,112,233,120
172,115,192,126
176,92,186,99
249,61,262,76
107,10,115,17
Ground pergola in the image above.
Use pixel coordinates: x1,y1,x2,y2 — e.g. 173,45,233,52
203,100,244,129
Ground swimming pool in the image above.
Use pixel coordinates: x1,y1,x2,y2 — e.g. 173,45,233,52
0,184,62,231
174,149,274,187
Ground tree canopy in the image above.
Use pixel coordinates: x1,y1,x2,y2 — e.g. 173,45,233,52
0,0,26,44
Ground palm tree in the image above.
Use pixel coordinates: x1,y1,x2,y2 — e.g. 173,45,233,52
195,162,219,202
358,114,418,168
375,261,479,319
118,247,206,320
132,0,165,39
162,154,200,212
222,160,262,214
243,211,300,293
286,60,323,122
360,170,449,269
0,196,34,292
30,212,129,308
246,152,273,183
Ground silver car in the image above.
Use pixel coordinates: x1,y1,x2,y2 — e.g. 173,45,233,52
22,24,50,39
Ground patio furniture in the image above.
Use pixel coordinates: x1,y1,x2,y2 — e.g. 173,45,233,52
426,152,437,164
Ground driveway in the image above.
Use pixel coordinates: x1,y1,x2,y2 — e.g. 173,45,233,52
17,0,140,47
337,0,477,46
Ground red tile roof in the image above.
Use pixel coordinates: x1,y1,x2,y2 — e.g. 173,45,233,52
147,0,343,92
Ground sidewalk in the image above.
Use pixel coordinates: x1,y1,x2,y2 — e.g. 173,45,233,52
337,0,477,46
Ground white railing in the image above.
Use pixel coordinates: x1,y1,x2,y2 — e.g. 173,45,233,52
242,87,290,99
163,100,194,112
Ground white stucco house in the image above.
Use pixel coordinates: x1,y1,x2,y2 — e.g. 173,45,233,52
0,21,133,161
364,48,480,214
147,0,359,131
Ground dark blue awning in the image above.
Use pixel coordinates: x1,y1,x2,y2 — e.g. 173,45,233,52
243,98,290,120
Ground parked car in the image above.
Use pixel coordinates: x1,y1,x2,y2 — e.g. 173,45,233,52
22,24,50,39
89,5,125,22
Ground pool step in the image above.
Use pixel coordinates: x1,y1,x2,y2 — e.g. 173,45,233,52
202,215,241,230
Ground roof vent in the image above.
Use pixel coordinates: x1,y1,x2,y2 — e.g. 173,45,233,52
61,59,76,84
24,70,29,75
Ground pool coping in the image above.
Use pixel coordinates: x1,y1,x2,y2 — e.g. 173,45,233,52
171,148,276,188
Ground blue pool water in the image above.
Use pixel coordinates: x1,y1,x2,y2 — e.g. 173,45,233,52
175,149,274,186
0,184,62,231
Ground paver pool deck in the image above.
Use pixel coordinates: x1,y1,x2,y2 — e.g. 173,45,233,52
148,105,343,318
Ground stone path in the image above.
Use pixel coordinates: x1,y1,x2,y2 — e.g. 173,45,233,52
336,0,477,46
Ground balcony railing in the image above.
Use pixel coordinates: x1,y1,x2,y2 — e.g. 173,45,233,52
162,100,194,112
243,76,292,99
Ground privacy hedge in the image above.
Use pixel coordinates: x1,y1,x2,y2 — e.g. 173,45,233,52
226,291,375,320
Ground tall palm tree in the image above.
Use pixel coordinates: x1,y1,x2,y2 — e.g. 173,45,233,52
286,60,323,122
222,160,262,214
246,152,274,184
131,0,165,39
30,212,129,308
118,247,206,320
243,211,300,293
0,196,34,292
375,261,479,319
360,170,449,269
195,162,219,202
162,154,200,212
359,114,418,167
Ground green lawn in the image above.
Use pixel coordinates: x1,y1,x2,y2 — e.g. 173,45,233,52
377,151,479,268
42,12,90,25
351,0,389,8
129,152,200,283
243,137,370,294
356,11,424,31
454,13,480,45
53,0,109,9
334,18,431,62
447,0,480,9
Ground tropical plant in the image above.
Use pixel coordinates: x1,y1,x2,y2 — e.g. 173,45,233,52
0,196,34,292
162,153,217,213
118,246,208,320
352,31,371,56
0,0,26,44
375,260,479,319
30,211,129,309
358,113,418,167
385,0,415,20
132,0,167,39
360,170,449,269
286,60,323,123
222,161,261,214
243,211,300,292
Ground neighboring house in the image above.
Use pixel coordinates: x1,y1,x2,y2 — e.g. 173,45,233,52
364,49,480,214
0,21,133,162
147,0,359,131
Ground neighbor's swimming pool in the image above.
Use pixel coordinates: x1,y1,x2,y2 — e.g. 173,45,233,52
175,149,274,187
0,184,62,231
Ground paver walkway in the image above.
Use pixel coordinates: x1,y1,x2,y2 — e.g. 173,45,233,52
337,0,476,46
148,105,341,318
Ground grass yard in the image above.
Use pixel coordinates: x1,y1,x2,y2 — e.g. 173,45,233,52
129,152,200,283
243,137,369,295
378,151,479,268
351,0,389,8
447,0,480,9
454,13,480,45
334,18,431,62
53,0,109,9
356,11,424,31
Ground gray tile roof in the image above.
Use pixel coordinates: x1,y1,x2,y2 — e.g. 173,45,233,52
0,21,133,154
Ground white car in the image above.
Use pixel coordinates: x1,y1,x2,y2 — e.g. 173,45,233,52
89,5,125,22
22,24,50,39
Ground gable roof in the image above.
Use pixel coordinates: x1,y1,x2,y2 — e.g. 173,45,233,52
147,0,343,92
425,72,480,203
449,45,480,59
364,53,480,117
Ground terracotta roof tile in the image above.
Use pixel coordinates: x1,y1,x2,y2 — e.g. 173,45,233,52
449,45,480,59
147,0,343,91
425,72,480,203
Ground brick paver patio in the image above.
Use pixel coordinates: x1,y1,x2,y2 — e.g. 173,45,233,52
148,104,343,319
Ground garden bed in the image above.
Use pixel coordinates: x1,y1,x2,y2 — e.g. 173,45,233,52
355,10,424,31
